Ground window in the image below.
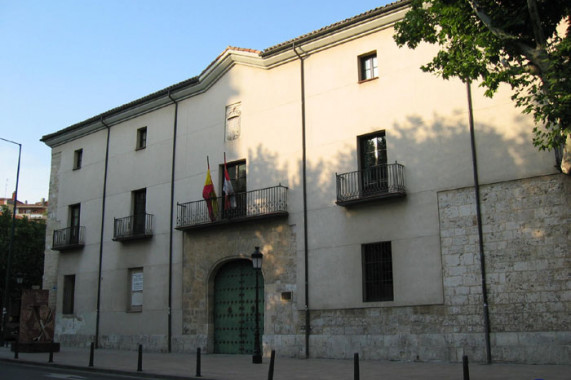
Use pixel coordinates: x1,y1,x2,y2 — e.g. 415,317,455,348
63,275,76,314
359,52,378,81
221,160,246,218
132,189,147,235
73,149,83,170
129,268,143,312
69,204,81,244
136,127,147,150
358,131,388,195
362,241,394,302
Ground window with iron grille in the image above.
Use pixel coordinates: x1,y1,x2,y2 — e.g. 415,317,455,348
362,241,394,302
63,274,75,314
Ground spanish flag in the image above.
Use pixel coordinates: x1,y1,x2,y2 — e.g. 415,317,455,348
202,167,218,221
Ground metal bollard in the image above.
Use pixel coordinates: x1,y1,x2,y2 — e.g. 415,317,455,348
462,355,470,380
14,341,18,359
137,344,143,372
89,341,94,367
267,350,276,380
354,353,360,380
48,349,54,363
196,347,201,377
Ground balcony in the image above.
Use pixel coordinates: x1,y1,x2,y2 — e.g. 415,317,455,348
176,185,288,230
336,162,406,207
113,213,153,241
52,226,85,251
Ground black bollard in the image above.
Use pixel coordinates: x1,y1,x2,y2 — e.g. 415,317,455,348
196,347,201,377
14,341,18,359
48,349,54,363
354,353,360,380
462,355,470,380
267,350,276,380
89,342,94,367
137,344,143,372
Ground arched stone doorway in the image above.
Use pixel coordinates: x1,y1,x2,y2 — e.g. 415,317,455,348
213,259,264,354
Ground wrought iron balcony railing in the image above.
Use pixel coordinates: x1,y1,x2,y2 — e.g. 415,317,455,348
113,213,153,241
336,162,406,206
177,185,288,230
52,226,85,251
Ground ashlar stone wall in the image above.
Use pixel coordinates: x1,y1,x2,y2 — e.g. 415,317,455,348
179,218,302,355
439,174,570,364
306,174,569,364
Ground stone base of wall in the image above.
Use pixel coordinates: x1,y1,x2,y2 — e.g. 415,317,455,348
307,332,487,362
56,334,95,349
98,334,168,352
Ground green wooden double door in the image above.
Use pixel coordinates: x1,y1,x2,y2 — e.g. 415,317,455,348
214,260,264,354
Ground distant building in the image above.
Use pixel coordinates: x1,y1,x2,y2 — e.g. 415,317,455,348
0,195,47,220
40,1,569,364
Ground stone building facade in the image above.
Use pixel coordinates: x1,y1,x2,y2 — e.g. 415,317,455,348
41,1,569,364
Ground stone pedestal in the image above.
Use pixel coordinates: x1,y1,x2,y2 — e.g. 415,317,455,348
16,289,59,352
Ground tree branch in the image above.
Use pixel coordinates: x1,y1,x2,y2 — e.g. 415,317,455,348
465,0,550,75
527,0,547,47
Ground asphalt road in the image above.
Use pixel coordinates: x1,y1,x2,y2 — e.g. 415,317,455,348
0,361,148,380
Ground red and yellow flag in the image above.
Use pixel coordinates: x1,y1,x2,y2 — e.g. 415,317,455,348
202,167,218,221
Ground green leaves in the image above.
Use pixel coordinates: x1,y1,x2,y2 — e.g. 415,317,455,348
0,206,46,298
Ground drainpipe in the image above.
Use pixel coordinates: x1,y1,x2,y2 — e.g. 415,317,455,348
95,117,111,348
293,43,310,359
466,81,492,364
167,91,179,353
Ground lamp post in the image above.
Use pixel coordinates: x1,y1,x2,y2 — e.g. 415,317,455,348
251,247,263,364
0,138,21,346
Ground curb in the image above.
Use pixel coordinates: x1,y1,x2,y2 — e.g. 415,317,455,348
0,357,212,380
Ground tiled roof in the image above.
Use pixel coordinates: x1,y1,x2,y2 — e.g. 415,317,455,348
262,0,410,56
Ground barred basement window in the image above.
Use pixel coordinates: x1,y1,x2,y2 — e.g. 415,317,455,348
362,241,394,302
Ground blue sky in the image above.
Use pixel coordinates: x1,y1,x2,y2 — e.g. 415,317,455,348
0,0,391,203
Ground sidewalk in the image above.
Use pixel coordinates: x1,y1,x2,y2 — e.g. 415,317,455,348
0,345,569,380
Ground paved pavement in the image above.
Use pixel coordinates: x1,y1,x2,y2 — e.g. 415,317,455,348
0,345,569,380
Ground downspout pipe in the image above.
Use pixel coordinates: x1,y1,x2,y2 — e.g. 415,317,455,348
167,91,179,353
96,117,111,348
466,81,492,364
293,43,310,359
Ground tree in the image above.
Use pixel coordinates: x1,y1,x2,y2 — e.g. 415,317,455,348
393,0,571,171
0,206,46,304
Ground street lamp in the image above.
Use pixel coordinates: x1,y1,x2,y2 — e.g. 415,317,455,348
0,138,21,346
251,247,263,364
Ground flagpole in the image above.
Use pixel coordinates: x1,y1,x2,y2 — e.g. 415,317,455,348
206,156,210,169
